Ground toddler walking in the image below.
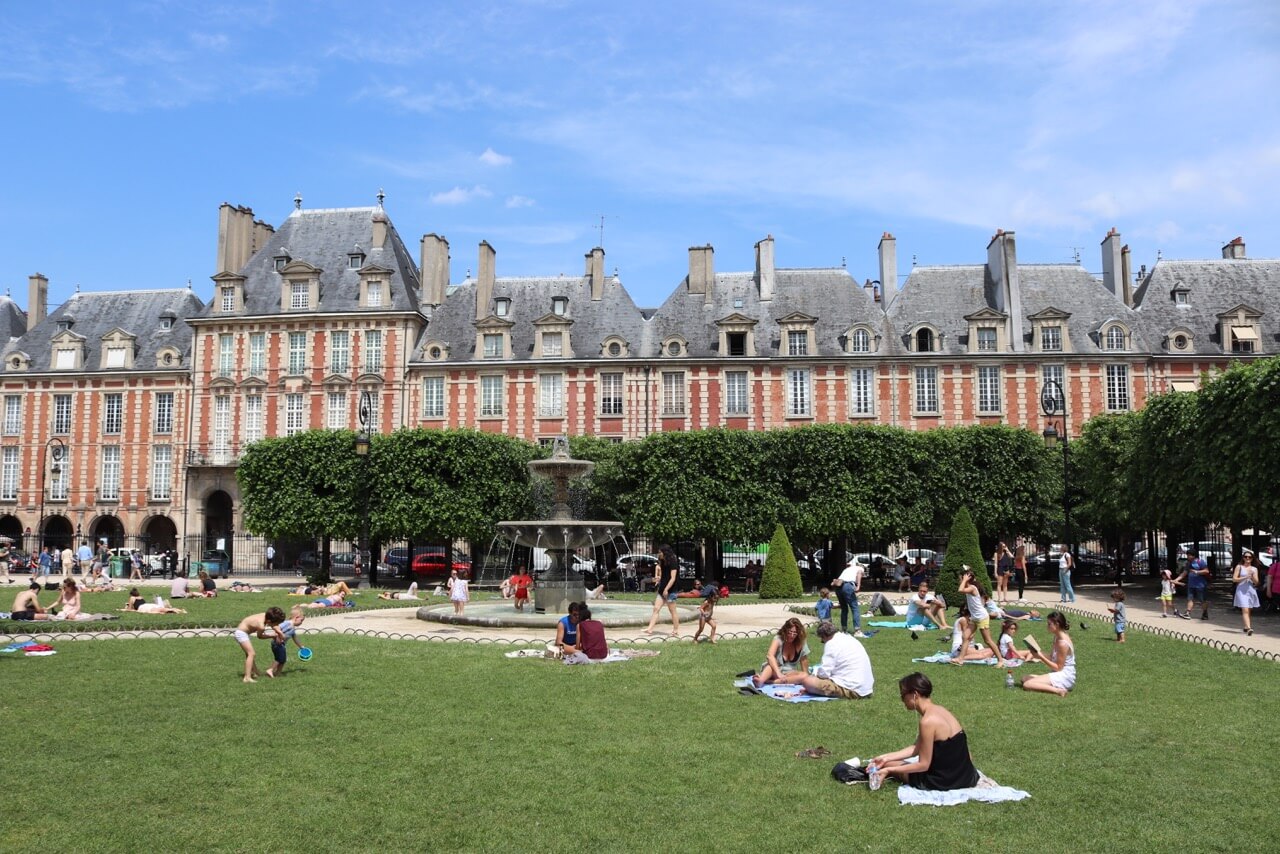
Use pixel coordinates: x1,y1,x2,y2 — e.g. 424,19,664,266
692,590,719,644
1108,588,1127,643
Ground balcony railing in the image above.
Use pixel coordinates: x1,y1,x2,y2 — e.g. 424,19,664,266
186,443,243,467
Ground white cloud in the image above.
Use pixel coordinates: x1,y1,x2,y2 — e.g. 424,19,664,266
505,195,535,208
479,147,512,166
430,185,493,205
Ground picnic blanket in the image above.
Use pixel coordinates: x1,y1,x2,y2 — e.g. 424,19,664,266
1,642,56,656
868,620,936,630
733,677,837,701
912,651,999,666
898,771,1029,806
504,648,659,663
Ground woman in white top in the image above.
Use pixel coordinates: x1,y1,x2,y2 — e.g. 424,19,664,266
1232,552,1261,636
448,570,469,615
1021,612,1076,696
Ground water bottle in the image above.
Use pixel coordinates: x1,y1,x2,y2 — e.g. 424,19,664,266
154,594,163,607
1005,669,1015,689
867,763,882,791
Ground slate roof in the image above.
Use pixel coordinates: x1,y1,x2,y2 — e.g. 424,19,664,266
0,296,26,342
212,207,422,316
4,289,205,372
885,264,1143,355
1132,258,1280,355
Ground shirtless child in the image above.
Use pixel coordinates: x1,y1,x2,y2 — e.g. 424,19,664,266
10,582,51,621
234,607,286,683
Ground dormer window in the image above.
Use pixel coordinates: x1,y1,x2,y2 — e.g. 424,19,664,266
1174,290,1190,306
1103,325,1127,351
665,340,684,357
1231,327,1258,353
290,281,308,309
1042,326,1062,351
161,317,174,330
483,334,504,359
849,328,871,354
552,297,568,316
348,253,365,269
57,321,72,333
976,328,997,351
495,299,510,318
220,286,236,312
366,281,383,308
727,332,747,356
274,255,290,272
542,331,563,357
915,329,935,353
787,330,809,356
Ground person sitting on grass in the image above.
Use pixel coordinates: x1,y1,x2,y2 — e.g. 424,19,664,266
1020,612,1076,697
751,618,810,687
801,620,874,699
120,588,188,614
692,589,718,644
49,578,83,620
9,582,51,621
267,605,306,677
949,612,993,662
868,672,979,792
190,570,218,598
905,581,949,629
554,602,582,657
234,606,286,684
325,581,353,597
563,606,609,662
997,619,1033,665
378,581,422,601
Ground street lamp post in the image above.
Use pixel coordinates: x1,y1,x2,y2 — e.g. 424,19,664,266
38,438,67,550
356,391,373,587
1040,379,1072,572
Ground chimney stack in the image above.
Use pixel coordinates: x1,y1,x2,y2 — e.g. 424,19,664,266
1101,228,1123,297
986,229,1025,353
586,247,605,300
754,235,775,301
216,203,256,274
27,273,48,331
688,245,714,306
252,219,275,255
1120,244,1133,307
878,232,896,295
1222,236,1246,260
476,241,496,320
420,234,450,308
372,208,389,249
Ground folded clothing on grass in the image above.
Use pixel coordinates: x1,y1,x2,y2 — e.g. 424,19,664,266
898,771,1030,806
868,620,936,630
912,651,998,666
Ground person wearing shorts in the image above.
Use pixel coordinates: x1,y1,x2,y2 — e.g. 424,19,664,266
1174,549,1210,620
234,607,285,684
801,621,873,699
10,584,49,621
510,567,532,611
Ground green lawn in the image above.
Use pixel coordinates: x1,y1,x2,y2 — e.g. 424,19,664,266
2,622,1276,852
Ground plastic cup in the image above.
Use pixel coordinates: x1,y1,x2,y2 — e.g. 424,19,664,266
298,647,313,661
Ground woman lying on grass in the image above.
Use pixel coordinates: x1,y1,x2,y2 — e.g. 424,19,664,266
869,672,979,791
120,588,188,614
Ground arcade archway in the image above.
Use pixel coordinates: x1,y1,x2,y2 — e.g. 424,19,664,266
90,516,126,549
141,515,178,554
40,515,74,552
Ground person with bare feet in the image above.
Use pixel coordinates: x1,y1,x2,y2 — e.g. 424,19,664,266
951,568,998,666
692,589,718,643
1020,612,1076,696
378,581,421,601
234,607,286,683
643,544,681,637
120,587,188,614
267,605,306,677
10,582,51,621
752,618,810,687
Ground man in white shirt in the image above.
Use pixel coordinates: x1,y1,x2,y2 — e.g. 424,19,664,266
802,621,874,699
265,544,276,572
833,558,866,638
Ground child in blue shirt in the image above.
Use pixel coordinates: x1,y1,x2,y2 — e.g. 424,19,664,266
268,605,306,677
815,587,833,621
1108,588,1126,643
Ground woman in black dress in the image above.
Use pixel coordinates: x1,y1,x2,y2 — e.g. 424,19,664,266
869,672,979,791
643,544,682,637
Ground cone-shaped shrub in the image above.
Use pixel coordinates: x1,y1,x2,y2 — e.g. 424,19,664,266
759,523,804,599
936,506,991,607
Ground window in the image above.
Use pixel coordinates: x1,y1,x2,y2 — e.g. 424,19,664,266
104,346,127,368
160,317,174,330
851,368,874,415
220,286,236,312
915,329,934,352
606,341,623,357
422,377,444,418
103,393,123,435
538,374,564,417
600,372,623,416
666,341,682,357
151,445,172,500
727,332,746,356
483,334,504,359
100,445,120,500
275,257,288,272
1105,326,1126,351
1175,291,1189,305
976,328,997,352
725,371,748,415
1106,365,1130,411
366,281,383,307
787,368,811,416
1042,365,1065,410
914,366,938,413
787,330,809,356
542,332,563,357
1230,326,1257,354
285,393,305,435
348,254,364,269
1041,325,1062,351
53,394,72,434
54,349,76,369
364,330,383,372
552,297,568,316
213,396,231,462
3,395,20,435
49,456,68,500
290,281,309,310
1173,334,1189,351
851,328,870,353
330,331,349,373
288,333,306,375
977,365,1001,413
248,333,265,376
662,371,685,416
244,395,263,444
154,392,174,433
327,392,347,429
480,376,504,416
218,334,234,377
495,299,510,317
0,447,17,500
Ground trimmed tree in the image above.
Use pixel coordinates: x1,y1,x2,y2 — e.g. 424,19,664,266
935,506,990,606
759,523,804,600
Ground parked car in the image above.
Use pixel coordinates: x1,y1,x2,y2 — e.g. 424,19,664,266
410,547,472,580
616,553,695,579
796,549,856,574
1026,549,1113,580
385,547,451,575
329,551,397,582
200,549,232,578
895,548,938,565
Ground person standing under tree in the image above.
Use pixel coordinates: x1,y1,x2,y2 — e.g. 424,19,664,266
1231,552,1260,636
1058,548,1075,603
265,543,276,572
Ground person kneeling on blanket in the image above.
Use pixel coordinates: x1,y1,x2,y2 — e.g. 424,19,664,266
868,672,979,791
802,621,873,699
563,607,609,664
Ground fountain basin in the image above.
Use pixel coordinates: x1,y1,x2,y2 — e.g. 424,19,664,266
417,601,698,629
497,520,624,550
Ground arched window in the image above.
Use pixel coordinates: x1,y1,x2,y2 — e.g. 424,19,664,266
1105,326,1125,350
915,328,934,353
851,328,870,353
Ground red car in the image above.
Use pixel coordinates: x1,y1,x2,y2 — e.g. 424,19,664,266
410,548,472,580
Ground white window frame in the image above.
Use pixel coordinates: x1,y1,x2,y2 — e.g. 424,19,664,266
1105,326,1126,351
483,333,504,360
49,456,68,500
725,370,748,415
154,392,174,434
3,395,21,435
366,280,383,307
977,365,1001,413
214,395,232,463
364,330,383,373
787,330,809,357
1041,365,1065,411
1041,325,1062,352
288,333,306,375
290,281,309,310
851,367,874,416
330,331,350,373
914,366,939,414
53,394,72,434
480,375,504,416
422,377,444,418
327,392,347,429
850,328,870,354
103,393,123,435
104,346,127,368
787,368,812,416
1106,364,1131,411
248,333,265,376
151,445,172,500
542,331,563,357
220,286,236,312
285,393,305,436
100,445,120,500
218,334,234,377
538,374,564,417
244,394,263,444
0,447,18,500
661,371,686,416
976,327,998,352
600,372,623,416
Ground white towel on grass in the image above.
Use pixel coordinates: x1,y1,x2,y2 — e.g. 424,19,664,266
898,771,1029,806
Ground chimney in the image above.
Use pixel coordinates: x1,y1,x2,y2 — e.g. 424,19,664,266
688,244,714,305
252,219,275,255
27,273,48,331
986,229,1025,353
372,208,389,249
1222,236,1246,260
878,232,896,295
1100,228,1123,297
586,247,605,301
754,235,775,301
216,203,256,274
1120,244,1134,307
476,241,496,320
420,234,450,307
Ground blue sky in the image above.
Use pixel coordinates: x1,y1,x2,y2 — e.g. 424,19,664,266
2,0,1277,310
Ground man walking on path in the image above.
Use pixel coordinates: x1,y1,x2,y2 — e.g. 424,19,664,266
1174,547,1211,620
833,558,867,638
76,540,93,576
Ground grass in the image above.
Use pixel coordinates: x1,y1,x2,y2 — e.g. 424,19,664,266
3,618,1277,852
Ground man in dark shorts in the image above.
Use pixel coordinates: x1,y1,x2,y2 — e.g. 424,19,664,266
511,566,533,611
1174,547,1211,620
10,582,51,621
